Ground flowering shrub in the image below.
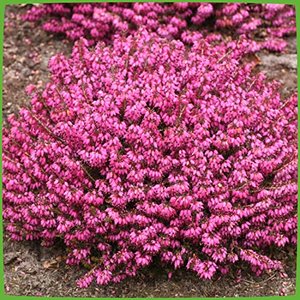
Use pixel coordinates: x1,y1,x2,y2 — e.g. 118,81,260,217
3,31,297,287
23,3,296,51
215,3,296,51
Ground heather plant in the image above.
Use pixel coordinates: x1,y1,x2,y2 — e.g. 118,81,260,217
22,3,296,51
3,31,297,287
215,3,296,51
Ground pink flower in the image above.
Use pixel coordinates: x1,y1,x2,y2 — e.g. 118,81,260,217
3,29,297,288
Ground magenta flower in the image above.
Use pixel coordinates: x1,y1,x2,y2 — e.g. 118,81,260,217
22,3,295,52
3,30,297,287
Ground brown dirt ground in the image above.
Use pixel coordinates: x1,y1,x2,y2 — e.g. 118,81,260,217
2,4,298,298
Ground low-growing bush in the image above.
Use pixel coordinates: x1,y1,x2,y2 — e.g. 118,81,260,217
22,3,296,51
3,31,297,287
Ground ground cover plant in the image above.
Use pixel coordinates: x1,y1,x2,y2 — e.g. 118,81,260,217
2,29,297,288
23,3,296,52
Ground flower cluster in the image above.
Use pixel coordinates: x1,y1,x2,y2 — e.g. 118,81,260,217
3,31,297,287
215,3,296,52
22,3,296,51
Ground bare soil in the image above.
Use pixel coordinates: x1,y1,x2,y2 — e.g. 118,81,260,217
2,5,298,298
